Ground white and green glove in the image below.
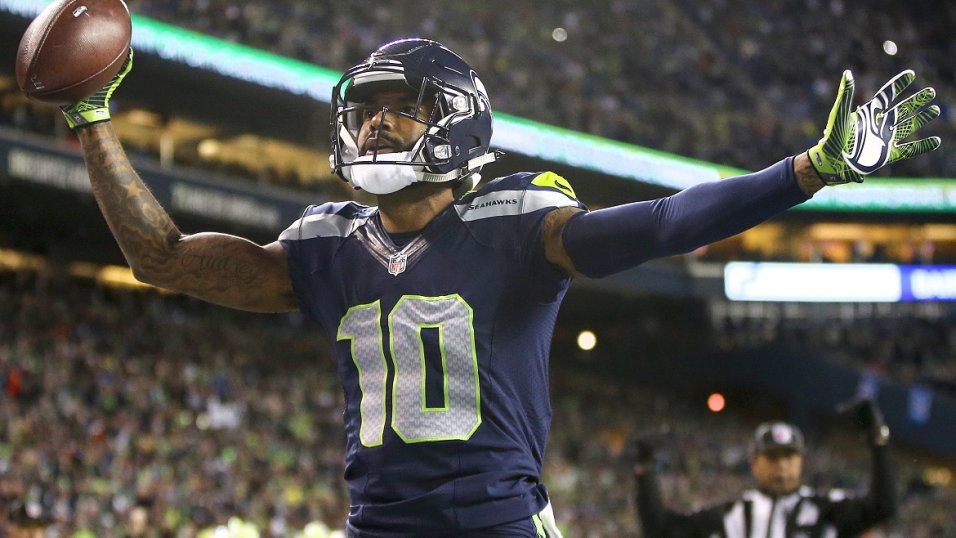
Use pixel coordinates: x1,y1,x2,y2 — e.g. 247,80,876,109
61,49,134,129
808,69,941,185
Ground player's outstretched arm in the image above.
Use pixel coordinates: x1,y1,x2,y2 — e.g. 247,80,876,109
548,155,809,277
546,70,942,278
63,52,297,313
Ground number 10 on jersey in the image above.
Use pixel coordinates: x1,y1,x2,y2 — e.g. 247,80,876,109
337,295,482,447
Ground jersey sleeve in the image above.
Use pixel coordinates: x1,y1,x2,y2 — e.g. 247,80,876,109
277,201,372,326
457,171,585,245
562,157,808,277
458,172,586,299
519,172,587,294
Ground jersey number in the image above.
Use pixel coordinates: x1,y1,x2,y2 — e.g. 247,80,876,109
337,295,481,447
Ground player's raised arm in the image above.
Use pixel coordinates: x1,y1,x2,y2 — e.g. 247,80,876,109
544,69,942,278
62,53,297,313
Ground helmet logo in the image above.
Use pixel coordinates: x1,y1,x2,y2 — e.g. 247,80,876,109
433,145,453,159
451,95,469,111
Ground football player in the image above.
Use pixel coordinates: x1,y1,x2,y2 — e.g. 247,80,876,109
60,38,938,536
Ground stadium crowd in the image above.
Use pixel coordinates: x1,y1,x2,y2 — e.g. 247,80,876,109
711,300,956,400
126,0,956,178
4,1,954,192
1,272,954,536
1,271,348,536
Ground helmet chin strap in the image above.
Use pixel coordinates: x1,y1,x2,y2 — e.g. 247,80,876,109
419,151,500,182
343,151,500,195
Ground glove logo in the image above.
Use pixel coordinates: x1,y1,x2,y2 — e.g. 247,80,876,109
843,94,896,175
846,102,893,175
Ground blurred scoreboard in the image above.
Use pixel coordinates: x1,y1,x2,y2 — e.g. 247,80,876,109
725,262,956,302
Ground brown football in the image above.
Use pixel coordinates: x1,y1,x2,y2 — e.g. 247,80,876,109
16,0,131,105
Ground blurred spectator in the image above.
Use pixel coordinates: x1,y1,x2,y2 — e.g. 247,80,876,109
3,500,57,538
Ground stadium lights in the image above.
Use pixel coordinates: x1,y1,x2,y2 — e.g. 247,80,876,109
2,1,955,211
923,467,952,487
0,248,152,290
198,139,222,158
707,393,726,413
0,248,44,271
576,330,597,351
124,108,165,128
67,261,152,290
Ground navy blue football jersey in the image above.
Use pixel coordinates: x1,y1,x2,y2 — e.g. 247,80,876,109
279,172,584,535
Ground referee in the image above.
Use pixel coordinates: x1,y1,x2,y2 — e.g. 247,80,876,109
634,399,896,537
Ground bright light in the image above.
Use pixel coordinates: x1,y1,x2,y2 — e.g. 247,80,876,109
724,262,902,302
0,248,45,271
552,27,568,42
68,261,150,290
576,330,597,351
707,393,726,412
124,108,165,127
923,467,952,486
198,139,221,158
883,40,898,56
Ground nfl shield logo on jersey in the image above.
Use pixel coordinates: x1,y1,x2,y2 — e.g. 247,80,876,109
388,254,408,275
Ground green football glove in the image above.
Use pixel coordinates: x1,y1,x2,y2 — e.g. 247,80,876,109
808,69,941,185
61,49,134,129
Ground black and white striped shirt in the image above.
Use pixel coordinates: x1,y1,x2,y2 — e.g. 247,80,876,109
712,486,843,538
636,445,895,538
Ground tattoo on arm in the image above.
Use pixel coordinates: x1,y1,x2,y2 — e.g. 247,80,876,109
78,124,297,311
169,237,296,311
794,152,826,196
80,123,181,273
179,253,260,284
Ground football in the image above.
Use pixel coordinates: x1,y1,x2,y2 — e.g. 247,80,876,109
16,0,132,105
